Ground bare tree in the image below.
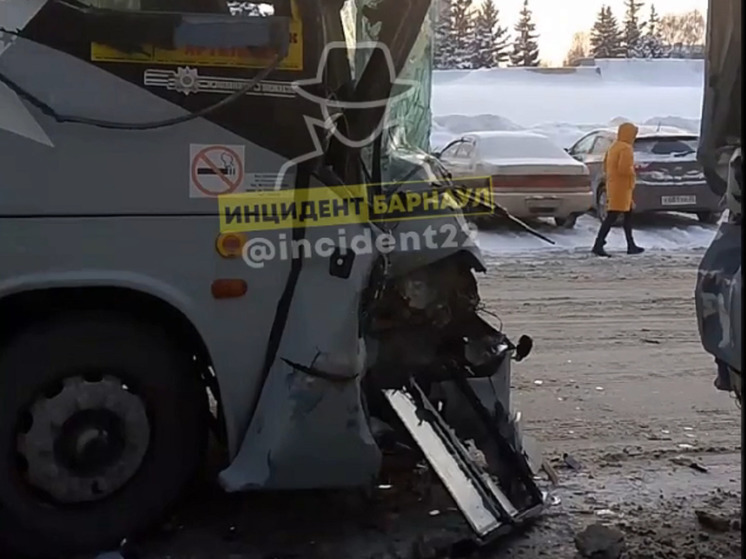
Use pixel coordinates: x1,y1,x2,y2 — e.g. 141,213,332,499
679,9,706,46
564,31,590,66
658,14,680,45
659,9,706,48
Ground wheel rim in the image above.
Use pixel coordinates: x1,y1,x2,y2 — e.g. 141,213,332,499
16,375,151,504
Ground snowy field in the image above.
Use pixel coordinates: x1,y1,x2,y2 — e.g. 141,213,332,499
430,58,716,255
431,58,704,149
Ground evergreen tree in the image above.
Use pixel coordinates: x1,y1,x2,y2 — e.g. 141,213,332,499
451,0,476,69
639,3,665,58
590,5,623,58
433,0,456,69
638,33,665,58
647,3,661,37
509,0,540,67
471,0,510,68
621,0,645,57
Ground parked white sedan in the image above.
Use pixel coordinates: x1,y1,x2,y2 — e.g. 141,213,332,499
435,131,593,228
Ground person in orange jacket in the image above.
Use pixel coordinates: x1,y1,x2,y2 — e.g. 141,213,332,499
592,122,645,257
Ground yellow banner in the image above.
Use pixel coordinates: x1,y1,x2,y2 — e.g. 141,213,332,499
91,3,303,70
218,179,495,233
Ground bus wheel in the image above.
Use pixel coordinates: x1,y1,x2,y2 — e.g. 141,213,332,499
0,311,208,558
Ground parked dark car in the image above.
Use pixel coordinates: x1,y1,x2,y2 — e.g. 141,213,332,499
567,126,725,224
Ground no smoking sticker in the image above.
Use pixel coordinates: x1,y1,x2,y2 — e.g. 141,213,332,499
189,144,245,198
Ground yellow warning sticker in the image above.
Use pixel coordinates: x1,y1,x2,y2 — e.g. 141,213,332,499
91,2,303,70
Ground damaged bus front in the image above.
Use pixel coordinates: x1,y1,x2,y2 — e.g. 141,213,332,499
0,1,546,556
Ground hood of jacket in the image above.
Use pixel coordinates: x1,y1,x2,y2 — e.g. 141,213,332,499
616,122,638,144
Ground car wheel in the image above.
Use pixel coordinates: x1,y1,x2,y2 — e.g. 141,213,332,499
596,186,608,222
554,214,579,229
697,211,722,225
0,311,208,558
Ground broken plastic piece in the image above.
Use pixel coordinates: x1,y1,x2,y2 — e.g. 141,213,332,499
563,453,583,471
382,380,545,544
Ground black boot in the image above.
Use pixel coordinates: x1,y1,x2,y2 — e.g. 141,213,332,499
592,242,611,257
593,213,616,257
622,212,643,254
627,245,645,255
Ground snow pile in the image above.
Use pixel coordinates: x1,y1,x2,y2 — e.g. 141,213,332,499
526,122,604,149
433,113,523,135
431,58,704,149
433,65,605,87
592,58,704,87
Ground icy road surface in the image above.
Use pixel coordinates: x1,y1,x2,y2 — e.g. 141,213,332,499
119,249,739,559
476,212,719,256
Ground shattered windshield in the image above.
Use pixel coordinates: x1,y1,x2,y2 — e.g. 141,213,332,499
345,0,435,184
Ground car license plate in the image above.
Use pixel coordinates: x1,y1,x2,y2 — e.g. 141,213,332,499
661,195,697,206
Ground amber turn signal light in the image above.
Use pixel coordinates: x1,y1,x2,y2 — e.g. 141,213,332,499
211,279,247,299
216,233,247,258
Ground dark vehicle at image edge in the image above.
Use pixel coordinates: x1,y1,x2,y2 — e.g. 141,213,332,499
567,126,725,224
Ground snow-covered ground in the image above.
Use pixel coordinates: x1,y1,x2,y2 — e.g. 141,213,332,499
476,213,718,258
431,58,714,255
431,58,704,149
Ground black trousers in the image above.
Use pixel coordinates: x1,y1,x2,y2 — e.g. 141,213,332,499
594,211,636,248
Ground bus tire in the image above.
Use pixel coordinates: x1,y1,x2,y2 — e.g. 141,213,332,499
0,311,208,558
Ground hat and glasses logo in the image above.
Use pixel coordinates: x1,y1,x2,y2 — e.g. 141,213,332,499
273,41,420,189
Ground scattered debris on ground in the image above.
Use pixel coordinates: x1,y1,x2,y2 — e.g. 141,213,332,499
695,509,740,533
563,453,583,471
574,523,625,559
671,455,709,473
